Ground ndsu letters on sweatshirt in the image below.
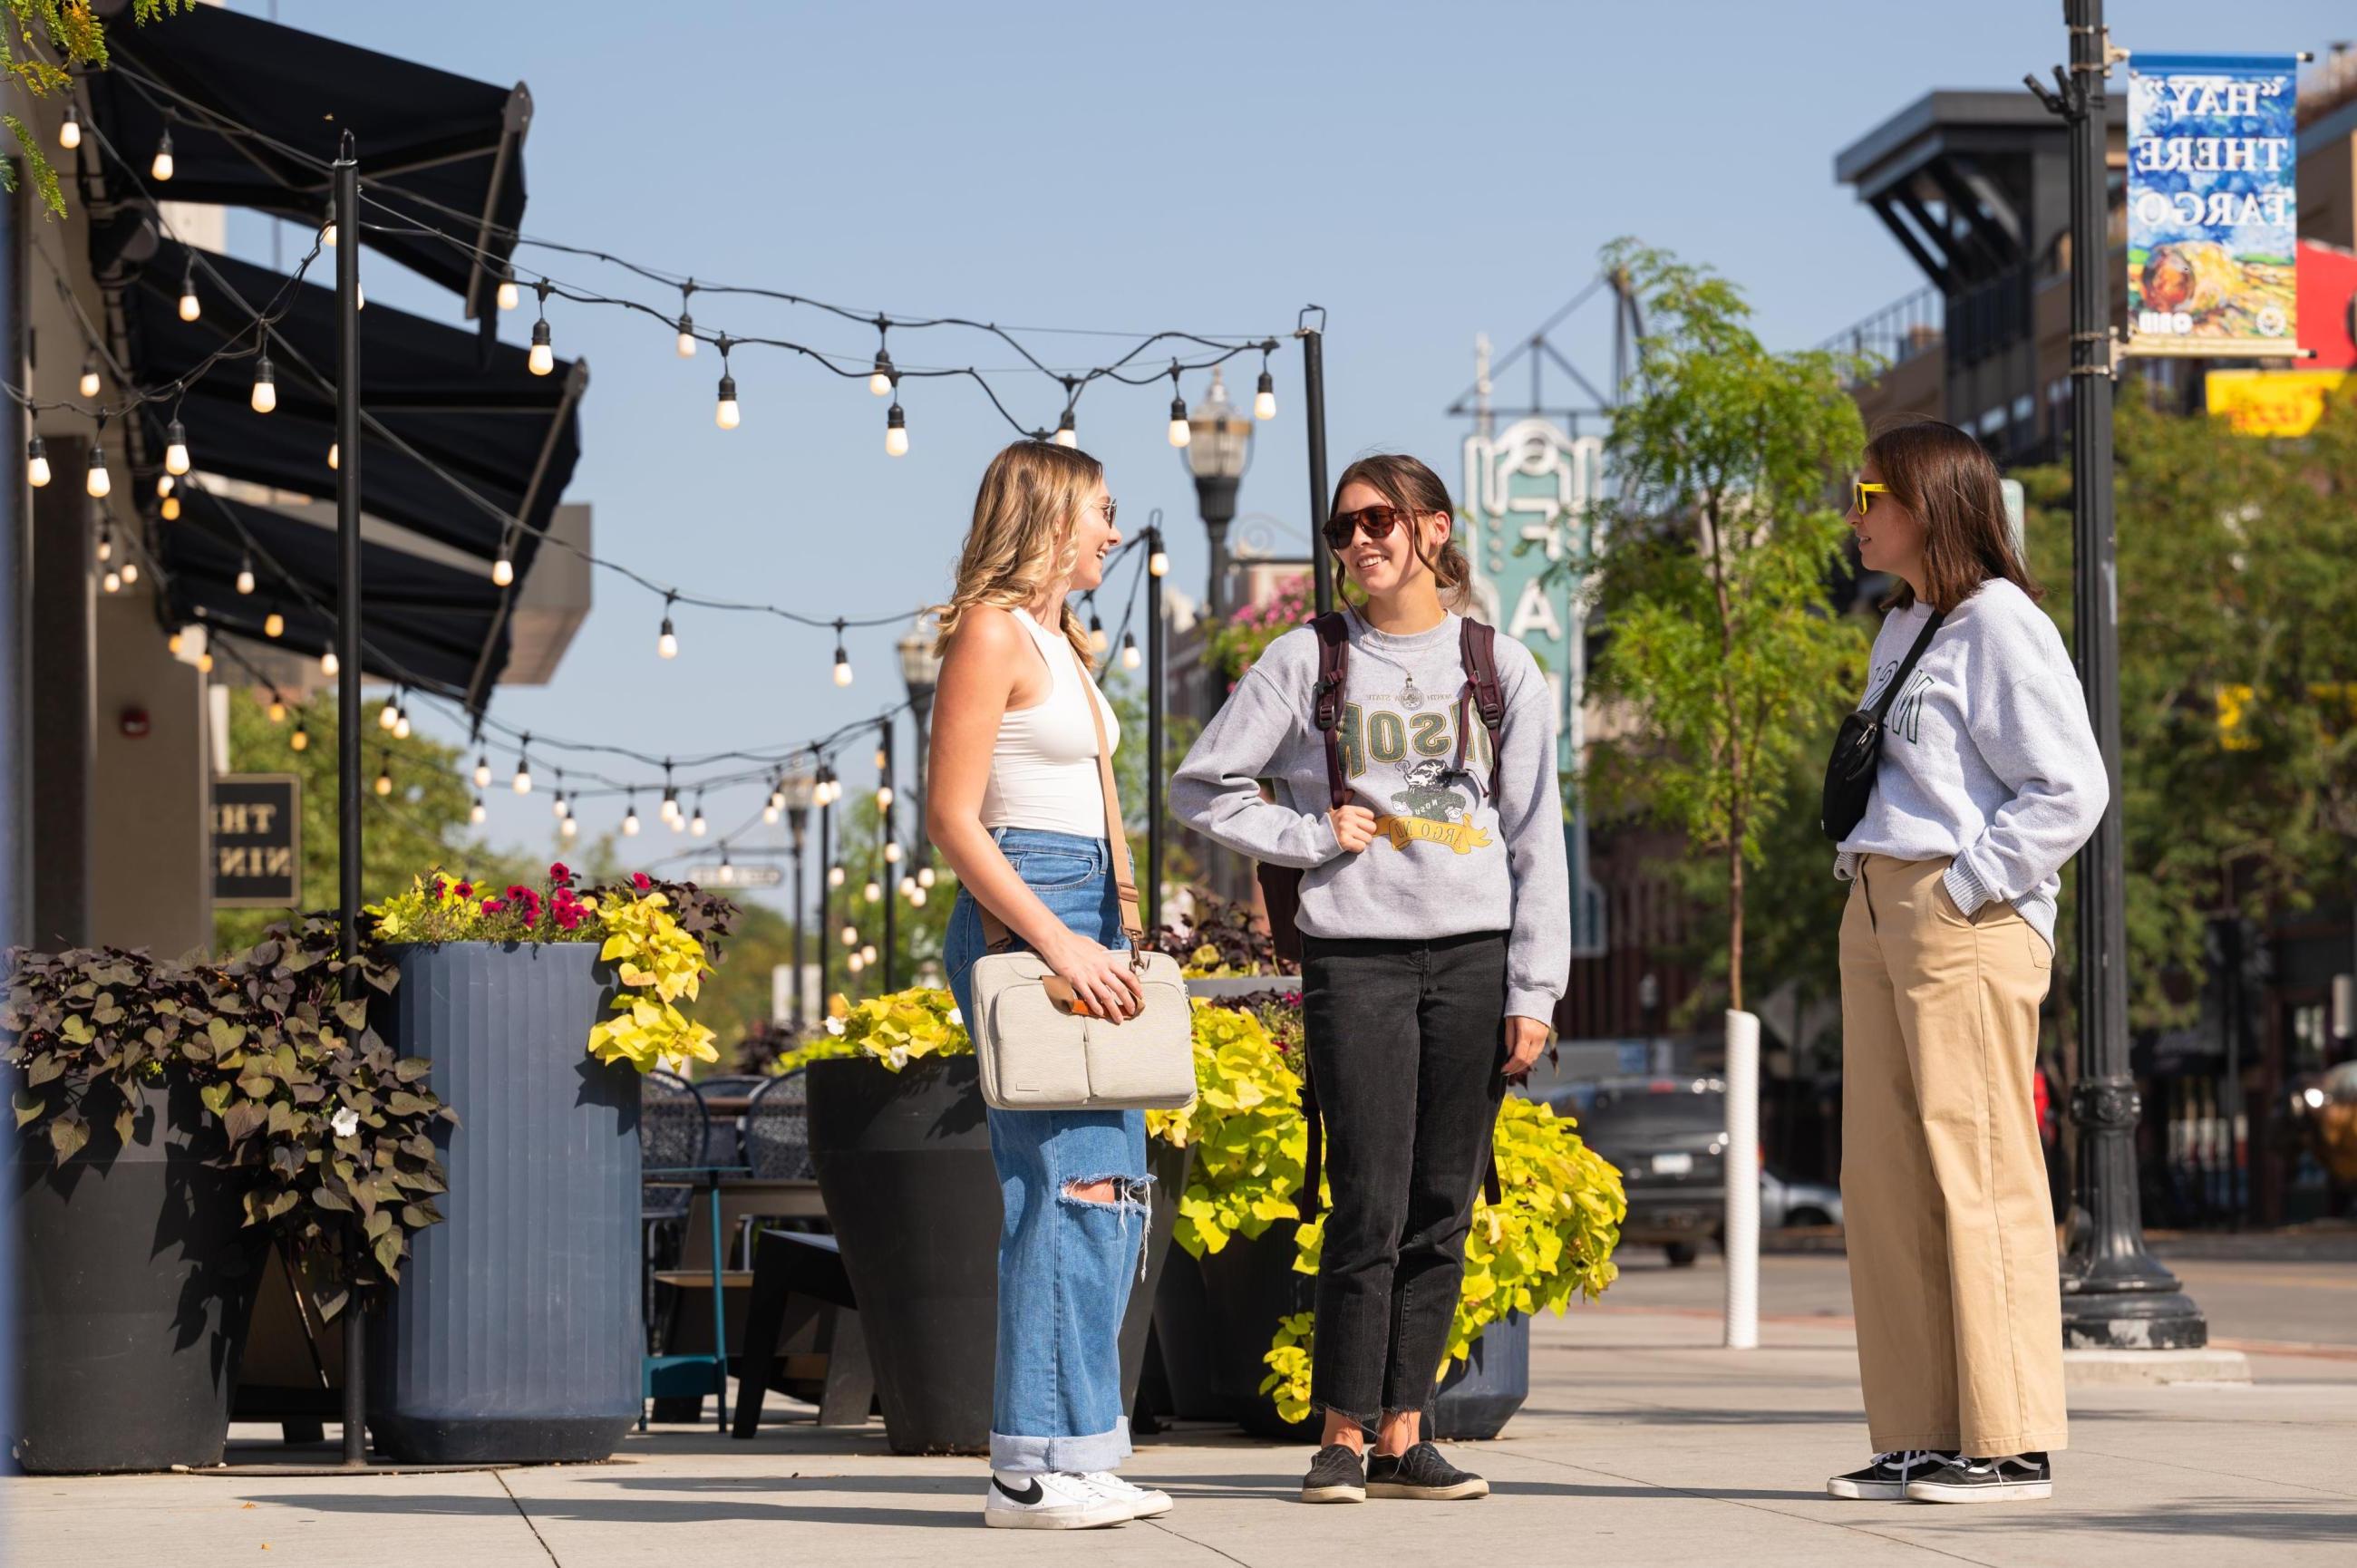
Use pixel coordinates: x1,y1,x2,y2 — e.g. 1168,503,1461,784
1171,611,1570,1022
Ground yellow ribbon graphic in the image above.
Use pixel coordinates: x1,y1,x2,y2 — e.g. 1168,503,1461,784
1372,814,1493,855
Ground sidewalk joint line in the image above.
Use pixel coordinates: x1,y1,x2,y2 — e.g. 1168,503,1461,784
1143,1515,1256,1565
493,1470,562,1567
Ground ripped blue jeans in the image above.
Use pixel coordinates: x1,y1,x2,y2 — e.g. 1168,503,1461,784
945,826,1149,1476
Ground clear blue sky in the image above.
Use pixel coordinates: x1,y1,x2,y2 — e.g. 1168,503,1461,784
225,1,2351,912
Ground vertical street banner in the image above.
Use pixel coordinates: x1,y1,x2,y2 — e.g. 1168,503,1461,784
2125,53,2300,358
1462,419,1607,958
212,774,302,907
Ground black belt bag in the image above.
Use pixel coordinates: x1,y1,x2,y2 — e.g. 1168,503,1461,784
1820,609,1944,842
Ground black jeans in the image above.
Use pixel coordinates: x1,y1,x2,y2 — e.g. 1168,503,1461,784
1302,929,1508,1425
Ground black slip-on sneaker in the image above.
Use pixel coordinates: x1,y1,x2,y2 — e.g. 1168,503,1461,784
1826,1449,1959,1500
1906,1452,2052,1504
1365,1441,1489,1501
1301,1443,1367,1504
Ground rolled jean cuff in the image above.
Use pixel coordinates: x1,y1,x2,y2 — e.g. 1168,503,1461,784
990,1415,1131,1476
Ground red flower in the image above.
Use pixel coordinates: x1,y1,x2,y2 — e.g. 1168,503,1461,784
631,872,653,891
455,881,474,898
548,862,573,886
432,875,448,898
481,896,507,914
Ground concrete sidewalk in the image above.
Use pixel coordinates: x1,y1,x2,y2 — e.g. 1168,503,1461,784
11,1260,2355,1567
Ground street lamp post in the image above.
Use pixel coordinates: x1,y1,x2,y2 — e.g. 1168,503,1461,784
897,622,943,870
779,762,816,1032
878,720,897,992
1146,522,1166,939
816,763,836,1010
2031,0,2206,1350
1183,367,1254,624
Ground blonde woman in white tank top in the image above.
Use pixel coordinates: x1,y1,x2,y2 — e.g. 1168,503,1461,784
926,440,1165,1530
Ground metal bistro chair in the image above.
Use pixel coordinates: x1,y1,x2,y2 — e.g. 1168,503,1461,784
639,1071,710,1333
694,1073,769,1175
741,1070,814,1182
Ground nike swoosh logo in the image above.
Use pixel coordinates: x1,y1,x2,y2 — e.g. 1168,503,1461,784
993,1475,1045,1505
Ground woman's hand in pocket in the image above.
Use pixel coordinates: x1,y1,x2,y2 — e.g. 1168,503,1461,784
1504,1015,1550,1078
1043,933,1146,1021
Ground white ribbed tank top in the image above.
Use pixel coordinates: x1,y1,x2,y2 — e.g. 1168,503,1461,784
981,607,1120,837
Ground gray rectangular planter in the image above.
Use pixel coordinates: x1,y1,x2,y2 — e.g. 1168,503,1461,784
367,941,643,1464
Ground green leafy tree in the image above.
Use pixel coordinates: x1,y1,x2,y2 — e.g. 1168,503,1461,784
213,688,534,954
4,1,197,219
1584,240,1870,1014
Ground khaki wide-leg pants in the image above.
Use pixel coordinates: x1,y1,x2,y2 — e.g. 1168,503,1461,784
1838,854,2068,1456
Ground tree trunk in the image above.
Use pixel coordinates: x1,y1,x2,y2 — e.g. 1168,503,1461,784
1727,793,1745,1015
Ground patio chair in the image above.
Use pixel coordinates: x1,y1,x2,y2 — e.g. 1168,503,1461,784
741,1070,813,1181
638,1070,709,1331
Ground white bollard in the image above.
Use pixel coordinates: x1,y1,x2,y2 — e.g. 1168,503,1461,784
1723,1009,1760,1350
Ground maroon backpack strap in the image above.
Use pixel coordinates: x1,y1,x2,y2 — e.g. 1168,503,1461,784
1453,618,1508,798
1309,612,1351,810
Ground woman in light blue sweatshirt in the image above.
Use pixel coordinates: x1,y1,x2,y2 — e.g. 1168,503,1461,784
1827,419,2106,1507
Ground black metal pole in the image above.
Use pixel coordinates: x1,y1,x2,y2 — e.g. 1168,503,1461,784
880,720,897,992
788,808,809,1032
817,772,833,1007
2042,0,2205,1348
1146,525,1165,941
332,141,370,1469
1300,312,1333,615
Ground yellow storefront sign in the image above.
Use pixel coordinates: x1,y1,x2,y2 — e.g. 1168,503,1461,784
2205,369,2352,438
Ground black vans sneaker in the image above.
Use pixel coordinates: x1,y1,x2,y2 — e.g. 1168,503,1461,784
1365,1441,1489,1500
1906,1452,2052,1504
1300,1444,1366,1504
1826,1450,1958,1500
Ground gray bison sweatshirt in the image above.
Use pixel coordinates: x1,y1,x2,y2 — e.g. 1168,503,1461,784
1171,610,1570,1022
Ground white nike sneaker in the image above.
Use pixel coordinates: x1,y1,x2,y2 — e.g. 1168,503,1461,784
981,1468,1132,1529
1078,1470,1173,1520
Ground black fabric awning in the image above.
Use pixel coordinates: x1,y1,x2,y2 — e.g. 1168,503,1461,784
115,242,585,584
160,489,511,698
87,1,529,321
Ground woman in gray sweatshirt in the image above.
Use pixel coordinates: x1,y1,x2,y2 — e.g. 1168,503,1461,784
1826,419,2106,1507
1173,453,1569,1506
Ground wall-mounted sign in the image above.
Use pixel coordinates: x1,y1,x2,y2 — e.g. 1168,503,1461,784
685,862,782,888
2125,53,2301,358
1461,418,1607,958
213,774,301,908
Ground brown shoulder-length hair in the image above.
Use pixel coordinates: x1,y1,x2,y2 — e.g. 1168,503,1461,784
1867,418,2042,614
1331,452,1473,611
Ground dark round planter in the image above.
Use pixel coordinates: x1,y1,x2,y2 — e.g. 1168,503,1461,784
806,1055,1182,1455
367,942,642,1465
1430,1311,1529,1440
7,1071,267,1473
1147,1244,1226,1421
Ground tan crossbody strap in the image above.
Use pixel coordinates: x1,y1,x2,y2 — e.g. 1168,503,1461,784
977,643,1142,963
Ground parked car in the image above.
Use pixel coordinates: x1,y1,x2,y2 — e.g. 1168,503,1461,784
1526,1076,1843,1263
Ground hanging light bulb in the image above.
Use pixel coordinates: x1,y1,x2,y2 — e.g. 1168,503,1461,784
917,865,936,888
1168,368,1191,447
102,567,121,594
1088,610,1108,654
379,698,401,732
714,370,739,430
622,797,641,837
528,318,554,377
320,649,339,676
177,266,200,323
1149,537,1169,577
860,944,878,965
869,345,894,396
84,443,110,498
264,609,285,640
79,358,101,400
660,787,680,825
322,205,337,248
267,698,286,724
197,650,213,674
884,397,908,458
291,722,310,752
1053,408,1077,449
236,556,255,595
26,435,50,489
169,627,185,653
909,885,927,907
394,711,411,740
120,560,138,586
874,742,888,771
374,759,393,797
676,315,698,358
512,750,533,795
470,795,487,824
163,419,191,476
656,595,679,659
326,440,339,471
250,356,277,413
160,494,181,521
58,105,80,150
829,864,847,889
763,799,781,826
150,130,174,182
876,783,894,809
688,797,707,836
899,875,917,899
95,527,113,564
847,951,865,974
885,842,904,867
832,629,853,687
554,783,569,819
497,277,520,312
1255,363,1278,421
491,544,513,587
157,472,175,498
473,754,491,789
561,814,578,840
1120,631,1140,671
863,879,882,905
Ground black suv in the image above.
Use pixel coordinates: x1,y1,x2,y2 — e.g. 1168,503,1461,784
1539,1077,1727,1267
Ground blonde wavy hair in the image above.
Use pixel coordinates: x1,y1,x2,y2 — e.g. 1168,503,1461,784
932,440,1101,665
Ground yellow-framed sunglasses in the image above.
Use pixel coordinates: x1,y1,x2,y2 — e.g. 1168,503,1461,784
1852,479,1889,516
